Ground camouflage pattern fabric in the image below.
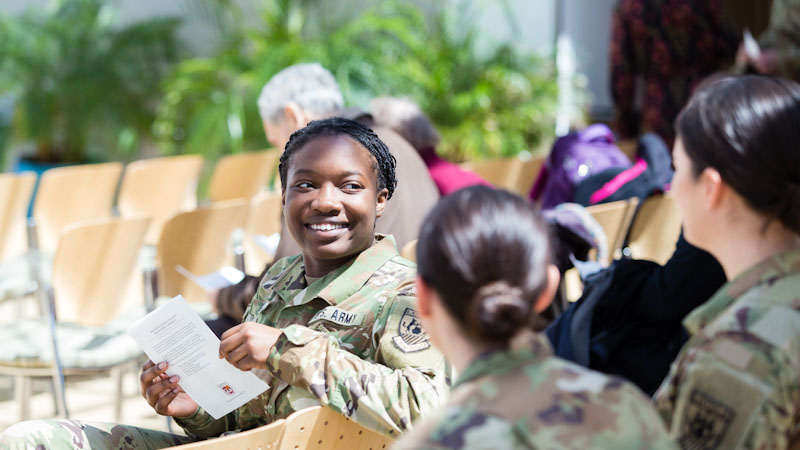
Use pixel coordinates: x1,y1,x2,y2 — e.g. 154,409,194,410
0,419,193,449
393,330,675,450
175,234,452,439
654,249,800,449
759,0,800,81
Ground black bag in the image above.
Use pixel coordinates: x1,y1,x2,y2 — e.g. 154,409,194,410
545,233,726,395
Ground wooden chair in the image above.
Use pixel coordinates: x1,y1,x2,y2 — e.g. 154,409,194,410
32,162,123,255
0,216,150,422
156,200,249,305
0,172,36,263
279,406,395,450
118,155,204,245
400,239,417,263
512,156,545,197
625,194,682,265
243,191,283,275
208,150,279,203
168,419,285,450
460,157,522,191
585,198,640,264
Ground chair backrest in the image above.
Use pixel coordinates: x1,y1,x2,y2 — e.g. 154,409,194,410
279,406,394,450
625,194,682,265
0,172,36,262
52,216,150,326
33,162,123,254
157,200,249,304
586,197,640,264
243,191,283,274
460,158,522,191
169,419,285,450
208,150,279,203
400,239,417,263
118,155,204,246
513,156,545,197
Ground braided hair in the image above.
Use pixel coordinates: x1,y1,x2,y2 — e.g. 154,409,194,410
279,117,397,199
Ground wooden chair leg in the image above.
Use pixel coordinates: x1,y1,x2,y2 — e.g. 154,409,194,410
15,375,31,421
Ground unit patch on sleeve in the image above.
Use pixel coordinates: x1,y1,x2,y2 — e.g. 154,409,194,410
392,307,430,353
678,389,735,450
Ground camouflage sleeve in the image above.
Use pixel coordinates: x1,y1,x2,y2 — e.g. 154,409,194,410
173,408,238,439
265,293,451,437
653,331,795,449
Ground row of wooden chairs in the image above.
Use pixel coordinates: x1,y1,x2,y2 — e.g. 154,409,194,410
169,406,394,450
0,150,278,264
0,193,284,423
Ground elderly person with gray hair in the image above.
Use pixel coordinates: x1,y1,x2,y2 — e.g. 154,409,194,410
207,64,439,338
370,96,490,196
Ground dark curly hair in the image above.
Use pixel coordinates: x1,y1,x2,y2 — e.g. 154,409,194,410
279,117,397,199
416,186,552,343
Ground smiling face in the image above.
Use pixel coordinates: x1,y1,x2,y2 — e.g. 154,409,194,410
283,134,388,277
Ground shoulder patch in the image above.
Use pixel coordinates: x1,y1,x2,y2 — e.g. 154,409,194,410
678,389,735,450
392,308,430,353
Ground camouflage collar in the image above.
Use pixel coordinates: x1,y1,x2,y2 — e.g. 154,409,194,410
454,330,553,388
683,248,800,335
272,234,400,307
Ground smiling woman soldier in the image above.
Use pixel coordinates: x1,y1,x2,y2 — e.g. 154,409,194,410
0,118,451,449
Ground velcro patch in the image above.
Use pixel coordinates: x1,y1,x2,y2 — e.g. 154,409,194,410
678,389,735,450
308,306,363,327
392,308,430,353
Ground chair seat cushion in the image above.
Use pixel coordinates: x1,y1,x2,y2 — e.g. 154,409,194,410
0,308,145,370
0,252,52,301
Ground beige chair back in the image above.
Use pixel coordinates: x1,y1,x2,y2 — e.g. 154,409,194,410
243,191,283,274
0,172,36,262
586,198,640,264
157,200,249,304
400,239,417,263
33,162,122,254
208,150,278,203
461,158,522,191
279,406,394,450
52,216,150,326
118,155,203,245
626,194,682,265
513,156,545,197
169,419,285,450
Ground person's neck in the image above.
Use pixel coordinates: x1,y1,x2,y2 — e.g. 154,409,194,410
711,219,800,281
303,254,359,278
436,319,492,373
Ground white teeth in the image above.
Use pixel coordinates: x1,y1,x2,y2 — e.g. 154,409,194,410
309,223,346,231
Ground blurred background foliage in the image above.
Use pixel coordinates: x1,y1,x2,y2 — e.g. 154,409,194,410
0,0,181,165
0,0,564,169
154,0,561,162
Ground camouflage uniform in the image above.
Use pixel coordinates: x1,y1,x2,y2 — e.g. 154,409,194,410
393,330,675,450
0,235,451,449
654,249,800,449
175,234,451,439
759,0,800,81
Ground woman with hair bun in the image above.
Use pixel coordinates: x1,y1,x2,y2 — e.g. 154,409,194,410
393,186,673,449
655,75,800,449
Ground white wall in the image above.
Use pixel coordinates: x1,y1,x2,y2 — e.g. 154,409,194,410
560,0,617,118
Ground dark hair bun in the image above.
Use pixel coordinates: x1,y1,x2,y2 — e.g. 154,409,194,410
469,280,530,342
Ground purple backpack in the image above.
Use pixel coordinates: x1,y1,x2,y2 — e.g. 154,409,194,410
530,124,631,209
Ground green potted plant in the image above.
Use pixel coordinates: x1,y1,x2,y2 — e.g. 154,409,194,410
154,0,565,164
0,0,181,169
